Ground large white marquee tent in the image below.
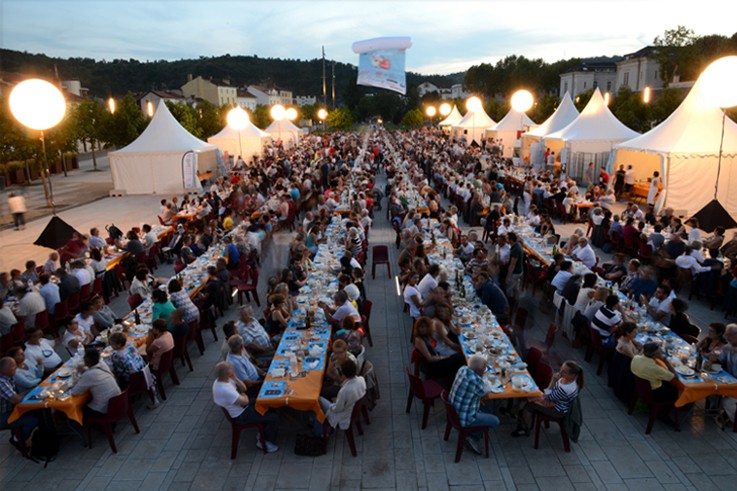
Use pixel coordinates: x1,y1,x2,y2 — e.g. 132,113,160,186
521,92,579,165
451,106,496,146
543,88,639,177
612,77,737,217
265,119,302,148
207,121,270,163
438,105,463,130
110,101,217,195
484,108,537,158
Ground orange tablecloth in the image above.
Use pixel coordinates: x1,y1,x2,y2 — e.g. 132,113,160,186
333,209,352,216
674,376,737,408
254,328,330,422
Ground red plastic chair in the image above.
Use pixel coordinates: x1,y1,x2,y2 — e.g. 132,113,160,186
586,327,612,376
85,390,140,453
525,347,543,376
53,299,70,328
67,290,81,314
371,245,391,279
221,408,267,459
127,369,156,405
174,260,187,274
35,309,51,335
188,319,205,355
628,375,680,434
638,241,653,263
441,391,490,462
325,399,366,457
544,323,558,349
533,398,576,452
127,293,144,311
533,362,554,389
173,330,193,372
92,276,104,299
405,367,444,429
236,267,260,306
358,300,374,347
153,349,179,401
79,284,91,303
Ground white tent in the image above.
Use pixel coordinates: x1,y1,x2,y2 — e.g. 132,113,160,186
484,108,537,158
451,106,496,146
207,121,270,163
612,77,737,217
109,100,217,195
265,119,301,148
543,88,639,177
438,105,463,130
521,92,579,165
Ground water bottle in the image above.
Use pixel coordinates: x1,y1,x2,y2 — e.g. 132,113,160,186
76,342,85,360
289,351,299,377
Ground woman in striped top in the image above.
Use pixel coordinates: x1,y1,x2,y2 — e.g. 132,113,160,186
512,360,584,437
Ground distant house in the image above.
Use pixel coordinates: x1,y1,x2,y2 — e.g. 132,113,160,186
0,71,85,104
137,90,185,114
236,88,258,111
418,81,467,100
559,62,617,99
295,95,317,107
181,75,238,106
247,84,293,106
615,46,663,93
418,81,439,98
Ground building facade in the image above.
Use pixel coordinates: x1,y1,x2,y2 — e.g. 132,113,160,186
181,75,237,106
138,90,185,114
614,46,663,93
559,62,617,99
247,85,293,107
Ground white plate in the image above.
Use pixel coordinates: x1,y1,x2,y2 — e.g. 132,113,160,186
57,368,72,378
676,366,695,377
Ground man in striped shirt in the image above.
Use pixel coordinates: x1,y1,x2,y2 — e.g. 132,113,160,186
591,295,622,348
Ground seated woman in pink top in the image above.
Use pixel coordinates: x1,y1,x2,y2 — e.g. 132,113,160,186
146,319,174,370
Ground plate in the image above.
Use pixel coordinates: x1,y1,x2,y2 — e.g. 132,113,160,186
57,368,72,378
675,366,695,377
464,332,476,340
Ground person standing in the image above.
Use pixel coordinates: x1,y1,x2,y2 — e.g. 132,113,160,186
7,193,27,231
647,171,661,206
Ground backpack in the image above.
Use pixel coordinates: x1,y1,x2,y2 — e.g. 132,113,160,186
29,427,59,467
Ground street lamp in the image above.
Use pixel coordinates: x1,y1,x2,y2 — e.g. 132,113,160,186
9,78,66,212
511,89,534,113
108,97,116,114
271,104,286,143
227,106,250,159
426,105,437,118
439,103,451,117
317,108,328,130
285,107,298,121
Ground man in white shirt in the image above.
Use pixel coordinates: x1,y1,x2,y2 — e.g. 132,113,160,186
645,286,675,324
319,291,361,328
71,261,92,287
403,273,423,320
212,361,279,452
418,264,440,299
624,165,636,192
142,224,158,248
675,247,713,276
23,329,62,372
572,238,598,269
551,261,573,293
13,287,46,330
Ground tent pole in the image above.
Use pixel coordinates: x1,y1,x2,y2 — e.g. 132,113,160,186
714,109,726,200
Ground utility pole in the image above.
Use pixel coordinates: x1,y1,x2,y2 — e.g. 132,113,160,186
322,46,327,108
331,60,335,109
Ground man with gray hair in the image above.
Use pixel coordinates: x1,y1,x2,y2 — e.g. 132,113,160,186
1,356,40,453
226,335,263,397
710,324,737,426
212,361,280,453
448,354,500,454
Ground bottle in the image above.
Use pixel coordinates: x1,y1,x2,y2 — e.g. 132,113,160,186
289,351,299,377
76,342,85,360
305,311,312,329
134,308,141,325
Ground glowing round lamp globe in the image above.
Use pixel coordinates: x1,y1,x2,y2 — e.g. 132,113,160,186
700,56,737,108
426,106,437,117
466,96,482,112
317,108,328,120
271,104,286,121
9,79,66,130
511,90,534,112
285,107,298,121
226,107,250,130
439,103,452,116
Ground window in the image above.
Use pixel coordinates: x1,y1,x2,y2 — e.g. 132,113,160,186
606,81,612,91
593,81,598,89
564,82,568,94
583,82,587,89
623,72,630,87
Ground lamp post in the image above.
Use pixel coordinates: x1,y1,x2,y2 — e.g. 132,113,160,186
9,79,66,213
227,106,250,160
270,104,286,145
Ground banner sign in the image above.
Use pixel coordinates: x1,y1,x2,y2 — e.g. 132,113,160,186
182,151,198,189
353,37,412,95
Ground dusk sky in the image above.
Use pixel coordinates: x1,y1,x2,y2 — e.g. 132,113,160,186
2,0,735,74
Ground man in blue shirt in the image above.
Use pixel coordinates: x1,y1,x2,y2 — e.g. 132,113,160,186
473,271,510,324
223,236,240,269
226,335,263,398
449,354,499,454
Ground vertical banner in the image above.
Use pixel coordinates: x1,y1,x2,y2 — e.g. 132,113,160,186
352,37,412,95
182,151,198,189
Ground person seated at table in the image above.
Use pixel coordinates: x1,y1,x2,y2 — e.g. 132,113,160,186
473,271,510,324
122,230,144,257
237,306,276,362
151,289,176,328
129,267,154,299
213,360,280,453
572,237,597,269
628,263,656,299
72,348,122,419
631,342,678,405
13,286,46,331
107,332,147,392
167,308,189,340
319,290,361,330
512,360,584,437
89,248,108,278
0,297,17,336
167,279,200,324
551,260,573,295
226,335,263,398
668,298,700,340
322,338,358,398
335,317,364,358
697,322,727,356
262,293,290,335
20,261,38,286
23,329,62,375
708,324,737,426
6,346,43,395
413,317,465,383
70,260,92,288
179,236,197,265
91,294,117,331
0,356,41,454
448,354,500,453
616,322,642,358
60,232,88,265
75,301,99,339
316,358,366,437
641,285,674,324
592,295,623,348
61,316,92,354
146,319,174,371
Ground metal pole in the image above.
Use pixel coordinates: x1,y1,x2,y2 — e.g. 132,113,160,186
714,109,726,199
41,131,56,215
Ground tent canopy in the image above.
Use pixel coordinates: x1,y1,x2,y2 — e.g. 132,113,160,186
526,92,579,137
438,105,463,126
452,106,496,129
487,108,536,132
544,88,639,143
208,121,270,162
265,119,301,146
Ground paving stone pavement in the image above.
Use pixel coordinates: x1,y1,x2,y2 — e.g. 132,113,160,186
1,171,737,490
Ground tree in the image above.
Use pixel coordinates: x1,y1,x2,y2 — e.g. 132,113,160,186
74,98,106,170
573,90,594,112
610,86,648,133
326,107,353,130
530,94,559,123
401,108,424,128
166,101,202,138
654,26,696,83
195,100,223,138
251,105,271,130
